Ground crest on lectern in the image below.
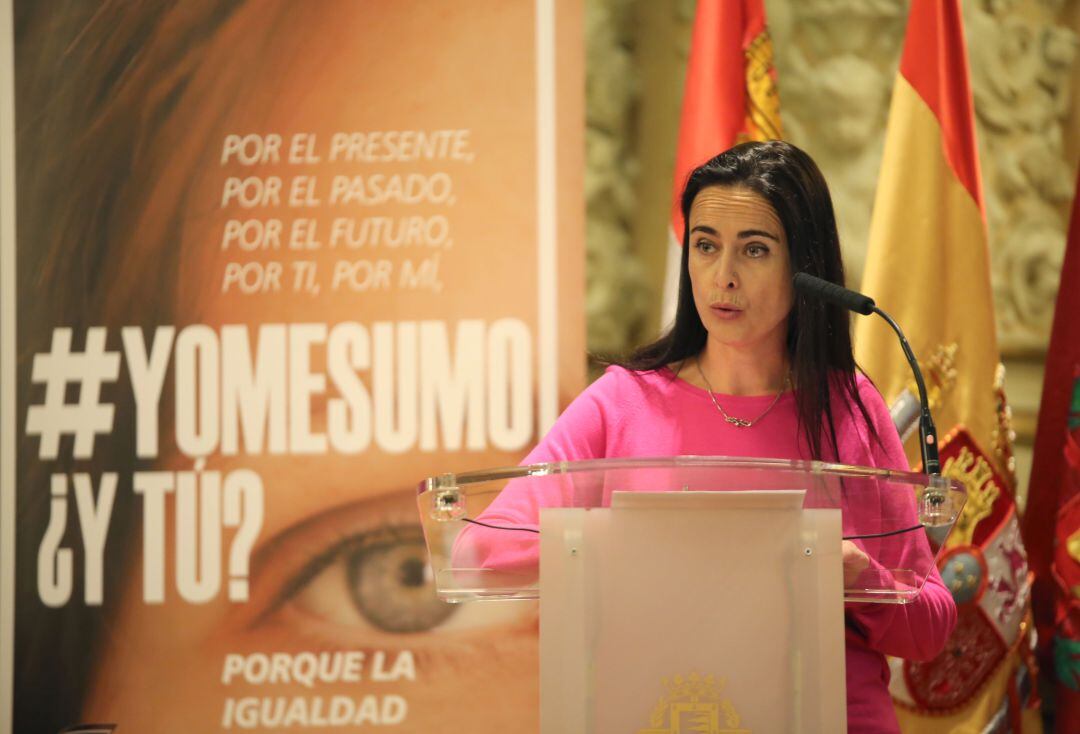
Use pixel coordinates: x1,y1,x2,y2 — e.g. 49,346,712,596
638,673,751,734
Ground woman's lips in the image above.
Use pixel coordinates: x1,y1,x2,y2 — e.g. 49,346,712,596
710,305,744,320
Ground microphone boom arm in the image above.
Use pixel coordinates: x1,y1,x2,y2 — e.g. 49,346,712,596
869,306,941,475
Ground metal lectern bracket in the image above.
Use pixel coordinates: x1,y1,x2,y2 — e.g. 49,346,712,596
431,488,465,521
919,486,954,527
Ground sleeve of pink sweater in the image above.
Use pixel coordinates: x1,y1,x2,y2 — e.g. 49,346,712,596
519,371,613,464
449,371,614,571
843,376,958,662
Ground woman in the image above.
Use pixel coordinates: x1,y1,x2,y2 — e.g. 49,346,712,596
477,140,957,732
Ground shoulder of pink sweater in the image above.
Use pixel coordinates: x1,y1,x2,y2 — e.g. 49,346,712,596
853,371,888,410
833,372,908,471
519,365,656,463
594,364,682,404
553,366,673,444
601,363,669,384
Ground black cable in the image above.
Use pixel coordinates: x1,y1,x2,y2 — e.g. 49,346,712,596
461,516,924,541
461,517,540,534
871,306,941,476
842,523,924,540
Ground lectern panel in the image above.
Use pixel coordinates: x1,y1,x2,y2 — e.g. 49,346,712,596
539,503,846,733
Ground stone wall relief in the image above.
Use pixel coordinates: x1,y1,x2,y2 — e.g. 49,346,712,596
968,0,1078,352
584,0,651,361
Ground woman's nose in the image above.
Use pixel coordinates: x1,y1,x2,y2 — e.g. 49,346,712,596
715,254,738,289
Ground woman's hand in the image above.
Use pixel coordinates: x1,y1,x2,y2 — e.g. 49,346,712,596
842,540,871,588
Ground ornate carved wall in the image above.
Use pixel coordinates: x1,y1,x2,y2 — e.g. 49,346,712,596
586,0,1079,499
584,0,650,364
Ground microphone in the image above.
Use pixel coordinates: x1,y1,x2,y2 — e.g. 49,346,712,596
792,272,876,315
792,272,940,475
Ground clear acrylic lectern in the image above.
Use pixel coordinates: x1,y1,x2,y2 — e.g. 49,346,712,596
417,457,965,733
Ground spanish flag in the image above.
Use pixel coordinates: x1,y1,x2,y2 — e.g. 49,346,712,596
854,0,1042,730
1023,166,1080,731
660,0,781,327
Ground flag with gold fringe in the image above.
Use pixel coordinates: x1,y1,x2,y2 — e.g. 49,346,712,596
1023,165,1080,733
660,0,781,328
854,0,1042,730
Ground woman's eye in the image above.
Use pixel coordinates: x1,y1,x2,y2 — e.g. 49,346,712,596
695,239,716,253
346,528,457,633
247,506,536,643
288,525,460,633
746,243,769,257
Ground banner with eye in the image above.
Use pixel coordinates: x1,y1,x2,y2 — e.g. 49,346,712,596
0,2,586,733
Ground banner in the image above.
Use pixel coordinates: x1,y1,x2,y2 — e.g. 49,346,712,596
0,2,584,732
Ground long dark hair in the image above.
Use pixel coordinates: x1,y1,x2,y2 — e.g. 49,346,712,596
625,140,877,460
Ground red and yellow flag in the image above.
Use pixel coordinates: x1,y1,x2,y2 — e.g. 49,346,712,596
660,0,781,326
854,0,1041,730
1023,166,1080,732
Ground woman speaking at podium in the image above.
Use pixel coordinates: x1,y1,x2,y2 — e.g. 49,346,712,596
489,140,957,733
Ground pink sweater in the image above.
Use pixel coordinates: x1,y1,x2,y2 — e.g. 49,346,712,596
490,365,957,733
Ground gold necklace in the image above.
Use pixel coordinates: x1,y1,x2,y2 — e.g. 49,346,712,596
695,358,790,428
